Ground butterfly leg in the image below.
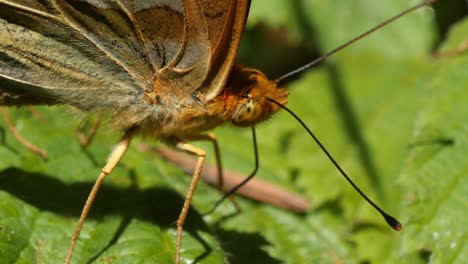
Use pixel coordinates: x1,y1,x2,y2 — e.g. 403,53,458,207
173,140,207,264
75,114,102,147
64,130,133,264
183,133,241,212
0,107,48,158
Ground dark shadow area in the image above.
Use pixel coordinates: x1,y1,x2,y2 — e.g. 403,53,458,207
326,64,383,200
433,0,468,49
0,167,280,263
0,167,208,262
418,248,433,263
350,221,389,233
288,167,300,186
408,137,455,148
0,167,206,230
238,0,320,82
239,26,316,81
214,228,282,264
0,126,19,155
291,1,384,200
279,131,305,186
212,211,242,227
291,0,319,52
315,197,391,233
0,126,4,143
190,231,213,264
314,197,344,217
271,0,323,84
279,130,296,155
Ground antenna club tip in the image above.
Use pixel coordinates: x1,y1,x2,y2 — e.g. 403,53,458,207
395,222,403,231
383,214,402,231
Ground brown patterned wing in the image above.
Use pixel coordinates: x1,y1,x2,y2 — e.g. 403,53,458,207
1,0,250,107
50,0,181,93
115,0,251,100
116,0,213,98
111,0,250,100
0,0,152,109
197,0,251,101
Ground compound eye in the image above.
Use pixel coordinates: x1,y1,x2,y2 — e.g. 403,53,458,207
232,100,262,127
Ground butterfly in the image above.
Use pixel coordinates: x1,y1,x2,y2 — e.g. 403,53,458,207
0,0,288,263
0,0,444,263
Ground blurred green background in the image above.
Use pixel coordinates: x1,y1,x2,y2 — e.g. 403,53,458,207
0,0,467,263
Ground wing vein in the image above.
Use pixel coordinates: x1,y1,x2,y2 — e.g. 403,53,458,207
51,0,150,92
0,0,57,20
115,0,160,73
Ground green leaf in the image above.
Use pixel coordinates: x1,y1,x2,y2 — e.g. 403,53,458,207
398,17,468,264
1,1,466,264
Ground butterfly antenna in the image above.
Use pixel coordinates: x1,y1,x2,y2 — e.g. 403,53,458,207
204,126,259,215
267,98,401,231
275,0,439,83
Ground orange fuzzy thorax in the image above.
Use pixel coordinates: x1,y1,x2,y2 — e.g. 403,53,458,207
210,64,288,127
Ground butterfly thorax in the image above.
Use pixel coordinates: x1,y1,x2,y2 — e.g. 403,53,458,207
135,65,287,138
208,65,288,127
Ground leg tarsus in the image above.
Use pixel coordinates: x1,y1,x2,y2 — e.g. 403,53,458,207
64,130,132,264
174,141,206,264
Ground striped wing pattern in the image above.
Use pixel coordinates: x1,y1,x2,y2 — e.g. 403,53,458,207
0,0,250,110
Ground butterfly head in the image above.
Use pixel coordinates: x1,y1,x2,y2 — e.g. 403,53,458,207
229,65,288,127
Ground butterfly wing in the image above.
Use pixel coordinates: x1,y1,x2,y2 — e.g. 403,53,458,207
1,0,247,108
0,0,150,110
197,0,251,101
